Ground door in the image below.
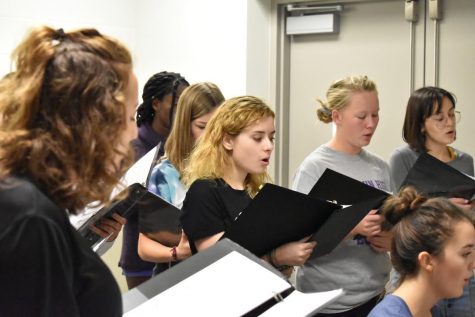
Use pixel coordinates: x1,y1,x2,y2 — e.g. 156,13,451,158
273,0,475,186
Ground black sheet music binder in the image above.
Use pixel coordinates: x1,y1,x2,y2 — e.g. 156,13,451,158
77,183,182,248
77,143,183,249
308,168,390,205
222,183,341,257
122,239,344,317
307,168,390,258
400,152,475,200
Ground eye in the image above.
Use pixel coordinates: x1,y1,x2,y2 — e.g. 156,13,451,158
463,251,472,258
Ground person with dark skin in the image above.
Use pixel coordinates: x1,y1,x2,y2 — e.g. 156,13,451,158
120,71,189,289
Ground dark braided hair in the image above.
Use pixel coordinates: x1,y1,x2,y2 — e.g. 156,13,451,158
136,71,189,127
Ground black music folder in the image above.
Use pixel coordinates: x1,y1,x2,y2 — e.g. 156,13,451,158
307,169,391,257
122,239,344,317
308,168,391,205
77,183,182,248
400,152,475,200
222,183,341,257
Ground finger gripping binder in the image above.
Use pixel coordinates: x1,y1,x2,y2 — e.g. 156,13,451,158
77,183,182,248
307,168,391,257
122,239,344,317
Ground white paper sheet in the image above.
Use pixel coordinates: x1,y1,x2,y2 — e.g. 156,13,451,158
124,251,290,317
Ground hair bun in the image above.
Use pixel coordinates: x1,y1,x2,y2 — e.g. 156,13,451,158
382,186,427,229
316,99,332,123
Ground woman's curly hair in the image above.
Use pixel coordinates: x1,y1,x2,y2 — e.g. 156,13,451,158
0,26,134,213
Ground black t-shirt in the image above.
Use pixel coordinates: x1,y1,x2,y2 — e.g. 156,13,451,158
0,176,122,316
181,179,252,252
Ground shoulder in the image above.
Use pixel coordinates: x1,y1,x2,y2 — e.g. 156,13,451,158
390,144,416,158
0,176,66,232
454,147,474,162
361,149,390,169
150,159,180,182
188,179,220,195
368,295,411,317
295,146,329,176
131,138,148,160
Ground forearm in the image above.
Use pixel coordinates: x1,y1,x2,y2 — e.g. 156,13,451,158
137,233,174,263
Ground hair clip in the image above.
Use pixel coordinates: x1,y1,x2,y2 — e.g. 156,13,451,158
52,28,66,46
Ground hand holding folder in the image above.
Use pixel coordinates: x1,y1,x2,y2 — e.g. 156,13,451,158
400,152,475,201
77,183,182,248
307,168,391,257
222,183,340,258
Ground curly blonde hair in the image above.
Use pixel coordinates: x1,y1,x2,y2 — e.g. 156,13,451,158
183,96,274,196
0,26,134,213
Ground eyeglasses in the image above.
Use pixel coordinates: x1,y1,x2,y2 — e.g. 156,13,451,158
427,111,461,129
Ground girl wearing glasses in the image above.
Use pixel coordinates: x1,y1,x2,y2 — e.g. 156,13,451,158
389,86,474,317
389,87,472,191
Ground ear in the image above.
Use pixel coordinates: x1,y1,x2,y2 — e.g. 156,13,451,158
222,133,234,151
152,99,161,113
418,251,435,273
332,109,341,125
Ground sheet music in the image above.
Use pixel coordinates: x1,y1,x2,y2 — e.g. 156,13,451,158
124,251,290,317
120,145,159,190
260,288,344,317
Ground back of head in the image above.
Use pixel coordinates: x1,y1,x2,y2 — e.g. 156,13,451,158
183,95,275,195
165,82,225,173
316,75,377,123
402,86,457,152
381,186,472,279
0,26,133,212
136,71,189,127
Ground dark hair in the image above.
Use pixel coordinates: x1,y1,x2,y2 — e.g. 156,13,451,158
381,187,472,280
136,71,189,127
402,86,457,152
0,26,133,213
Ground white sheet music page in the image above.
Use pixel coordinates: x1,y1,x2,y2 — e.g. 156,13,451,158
123,251,290,317
259,288,344,317
120,145,158,190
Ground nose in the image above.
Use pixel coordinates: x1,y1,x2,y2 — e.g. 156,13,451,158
365,116,379,129
446,116,456,127
264,137,274,152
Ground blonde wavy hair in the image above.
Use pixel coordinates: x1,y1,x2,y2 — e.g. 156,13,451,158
183,96,274,197
0,26,133,213
317,75,378,123
165,82,224,174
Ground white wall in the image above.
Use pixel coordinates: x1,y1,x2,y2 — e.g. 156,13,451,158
134,0,249,99
0,0,137,76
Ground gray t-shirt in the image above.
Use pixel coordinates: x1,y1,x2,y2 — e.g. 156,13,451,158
292,145,392,314
389,144,474,190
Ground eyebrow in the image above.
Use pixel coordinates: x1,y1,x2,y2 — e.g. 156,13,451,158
251,130,276,135
461,244,475,250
